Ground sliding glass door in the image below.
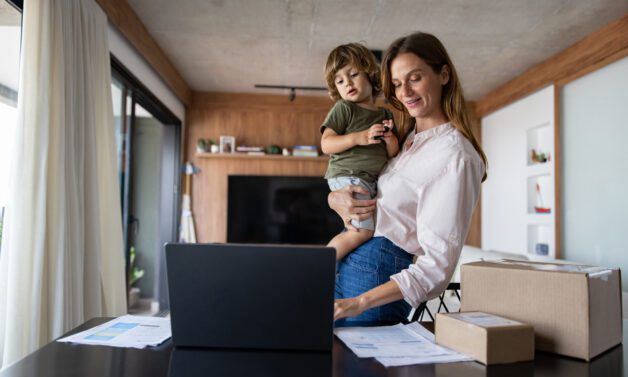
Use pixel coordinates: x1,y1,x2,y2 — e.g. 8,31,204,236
111,59,181,312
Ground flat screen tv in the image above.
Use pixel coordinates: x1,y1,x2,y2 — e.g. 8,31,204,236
227,175,344,245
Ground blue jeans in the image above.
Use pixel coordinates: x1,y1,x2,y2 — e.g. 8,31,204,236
335,237,413,327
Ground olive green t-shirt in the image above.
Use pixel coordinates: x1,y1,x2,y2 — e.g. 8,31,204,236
320,100,395,183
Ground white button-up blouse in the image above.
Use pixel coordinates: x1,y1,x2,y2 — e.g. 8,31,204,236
374,122,485,308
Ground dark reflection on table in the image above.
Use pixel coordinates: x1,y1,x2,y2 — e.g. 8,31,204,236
534,344,623,377
433,344,623,377
168,347,332,377
435,361,535,377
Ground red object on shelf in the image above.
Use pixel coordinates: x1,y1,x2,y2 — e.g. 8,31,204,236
534,183,550,213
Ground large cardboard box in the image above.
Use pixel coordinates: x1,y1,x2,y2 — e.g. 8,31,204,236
461,260,622,361
435,312,535,364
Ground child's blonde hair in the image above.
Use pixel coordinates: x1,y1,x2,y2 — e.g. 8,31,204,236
324,43,381,101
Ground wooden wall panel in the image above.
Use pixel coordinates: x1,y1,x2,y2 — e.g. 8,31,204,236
186,92,333,157
476,14,628,117
187,92,334,242
465,102,482,247
192,155,328,242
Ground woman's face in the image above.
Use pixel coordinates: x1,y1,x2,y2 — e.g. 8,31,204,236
390,52,449,121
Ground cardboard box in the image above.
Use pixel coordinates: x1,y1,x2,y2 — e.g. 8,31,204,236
461,260,622,361
435,312,535,365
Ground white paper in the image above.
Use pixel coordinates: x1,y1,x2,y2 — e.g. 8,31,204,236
334,323,472,367
57,315,171,349
376,353,474,367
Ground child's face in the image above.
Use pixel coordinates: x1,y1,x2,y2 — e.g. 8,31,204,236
334,64,373,105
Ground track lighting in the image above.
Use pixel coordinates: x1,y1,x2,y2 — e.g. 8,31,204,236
254,84,327,102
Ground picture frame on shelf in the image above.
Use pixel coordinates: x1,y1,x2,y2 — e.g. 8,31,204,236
219,136,236,154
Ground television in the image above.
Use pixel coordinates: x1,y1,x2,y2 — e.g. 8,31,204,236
227,175,344,245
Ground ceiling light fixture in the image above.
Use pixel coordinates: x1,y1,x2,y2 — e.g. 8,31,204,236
254,84,327,102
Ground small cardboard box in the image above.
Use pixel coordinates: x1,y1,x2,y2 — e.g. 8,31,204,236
435,312,535,365
461,260,622,361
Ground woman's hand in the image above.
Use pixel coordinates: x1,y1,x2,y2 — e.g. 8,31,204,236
334,282,404,321
328,186,376,231
334,297,366,320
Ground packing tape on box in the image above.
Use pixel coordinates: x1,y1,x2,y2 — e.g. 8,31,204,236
497,260,613,280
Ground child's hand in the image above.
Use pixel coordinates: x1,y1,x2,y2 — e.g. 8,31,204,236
380,120,397,144
355,123,391,146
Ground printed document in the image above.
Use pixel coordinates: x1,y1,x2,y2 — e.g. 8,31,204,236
57,315,171,349
334,322,472,367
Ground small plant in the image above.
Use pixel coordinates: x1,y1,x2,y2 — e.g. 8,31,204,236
196,138,209,153
128,246,144,287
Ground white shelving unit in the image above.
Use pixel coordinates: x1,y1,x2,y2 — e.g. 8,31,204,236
525,123,554,257
482,86,557,259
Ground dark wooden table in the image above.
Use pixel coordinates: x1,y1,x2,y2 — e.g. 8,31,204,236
0,318,624,376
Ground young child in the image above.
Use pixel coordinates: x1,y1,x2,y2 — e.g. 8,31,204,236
320,43,399,261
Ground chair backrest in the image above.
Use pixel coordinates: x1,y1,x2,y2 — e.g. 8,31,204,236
410,282,461,322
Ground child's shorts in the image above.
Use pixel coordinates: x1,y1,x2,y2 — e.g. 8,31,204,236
327,176,377,231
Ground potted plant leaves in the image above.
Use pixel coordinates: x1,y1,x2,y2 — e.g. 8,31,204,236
196,138,209,153
128,246,145,308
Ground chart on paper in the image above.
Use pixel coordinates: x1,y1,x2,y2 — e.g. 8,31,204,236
57,315,171,349
335,322,473,366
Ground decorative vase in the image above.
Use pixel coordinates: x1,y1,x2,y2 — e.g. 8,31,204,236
128,287,141,308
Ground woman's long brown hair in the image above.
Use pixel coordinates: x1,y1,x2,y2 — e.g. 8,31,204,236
381,32,487,181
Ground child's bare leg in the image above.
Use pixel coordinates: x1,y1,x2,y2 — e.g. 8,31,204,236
328,229,374,261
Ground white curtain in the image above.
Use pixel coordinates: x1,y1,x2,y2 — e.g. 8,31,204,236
0,0,126,368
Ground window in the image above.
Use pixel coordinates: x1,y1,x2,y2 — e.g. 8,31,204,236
0,0,22,249
111,58,182,311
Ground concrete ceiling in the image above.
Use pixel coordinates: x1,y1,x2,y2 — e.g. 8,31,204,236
0,1,20,26
128,0,627,101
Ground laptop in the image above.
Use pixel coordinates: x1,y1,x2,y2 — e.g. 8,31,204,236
165,243,336,351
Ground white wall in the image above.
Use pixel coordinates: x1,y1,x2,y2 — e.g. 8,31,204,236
481,85,555,257
107,23,185,123
561,56,628,290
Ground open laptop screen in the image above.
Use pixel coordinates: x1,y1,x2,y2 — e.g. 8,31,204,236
166,243,335,351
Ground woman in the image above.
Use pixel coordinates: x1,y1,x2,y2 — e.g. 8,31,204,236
331,32,487,326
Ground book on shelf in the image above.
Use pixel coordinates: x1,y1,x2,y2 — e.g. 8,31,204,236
292,150,319,157
293,145,318,151
236,146,264,153
292,145,319,157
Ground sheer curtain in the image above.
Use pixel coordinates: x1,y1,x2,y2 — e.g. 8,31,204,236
0,0,126,368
